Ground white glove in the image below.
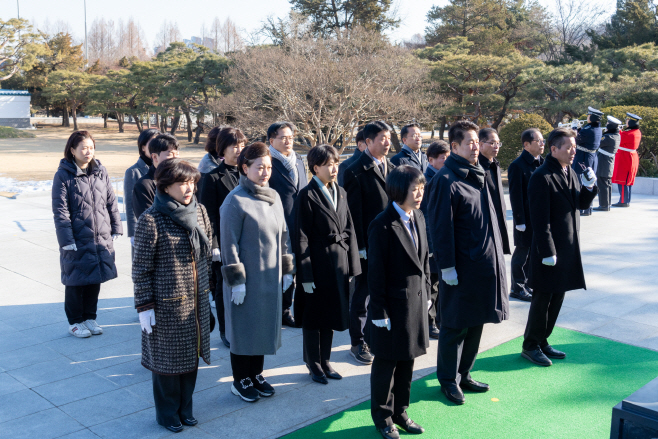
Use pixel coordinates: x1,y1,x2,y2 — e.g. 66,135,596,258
130,236,135,246
515,224,526,232
212,248,221,262
139,309,156,334
581,167,597,187
442,267,458,286
542,255,557,266
372,319,391,331
303,282,315,294
282,274,294,292
112,234,120,241
571,120,579,130
427,300,432,311
359,249,367,259
231,284,246,305
62,243,77,251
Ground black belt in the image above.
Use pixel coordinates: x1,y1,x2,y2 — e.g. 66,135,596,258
326,232,350,251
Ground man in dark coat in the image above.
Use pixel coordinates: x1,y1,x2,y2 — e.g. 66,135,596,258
266,121,309,327
338,130,366,186
522,128,598,367
594,116,622,211
428,120,508,405
133,134,180,220
343,120,396,365
573,106,603,216
508,128,545,302
419,140,450,339
390,123,429,173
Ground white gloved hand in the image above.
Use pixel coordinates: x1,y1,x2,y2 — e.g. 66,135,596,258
359,249,367,259
542,255,557,266
212,248,221,262
62,243,77,251
130,236,135,246
515,224,526,232
231,284,246,305
282,274,294,292
303,282,315,294
441,267,458,286
139,309,156,334
112,234,120,241
581,167,597,187
372,319,391,331
427,300,432,311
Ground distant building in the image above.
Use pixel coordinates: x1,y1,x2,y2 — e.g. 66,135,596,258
184,36,215,49
0,90,31,128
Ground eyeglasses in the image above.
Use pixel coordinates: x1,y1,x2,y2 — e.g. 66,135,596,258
276,136,294,142
533,139,546,144
483,141,503,147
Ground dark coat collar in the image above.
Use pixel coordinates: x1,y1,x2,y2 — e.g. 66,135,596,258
358,150,390,183
545,154,576,208
383,203,423,271
309,179,343,228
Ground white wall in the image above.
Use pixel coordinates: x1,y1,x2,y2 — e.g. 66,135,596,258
0,96,31,118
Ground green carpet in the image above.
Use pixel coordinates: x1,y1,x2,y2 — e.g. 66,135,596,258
285,327,658,439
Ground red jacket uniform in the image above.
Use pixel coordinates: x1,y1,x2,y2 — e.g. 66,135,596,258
612,128,641,186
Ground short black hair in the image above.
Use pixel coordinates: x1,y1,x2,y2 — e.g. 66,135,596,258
149,134,179,156
137,129,161,158
267,121,296,141
448,120,479,147
401,123,421,141
547,128,575,150
355,129,365,144
64,131,95,162
154,158,201,194
478,127,498,143
238,142,271,176
307,144,340,175
216,127,247,157
426,140,450,159
521,128,541,145
386,165,426,205
204,126,221,154
363,121,391,142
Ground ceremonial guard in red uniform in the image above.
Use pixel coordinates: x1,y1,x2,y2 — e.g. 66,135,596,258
612,112,642,207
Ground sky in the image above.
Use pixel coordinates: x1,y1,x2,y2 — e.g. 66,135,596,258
2,0,614,50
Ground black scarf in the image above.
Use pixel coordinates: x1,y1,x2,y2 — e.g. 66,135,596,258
239,174,277,205
139,153,153,167
446,153,486,188
153,189,210,261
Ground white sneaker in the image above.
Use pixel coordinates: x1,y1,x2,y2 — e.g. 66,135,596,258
83,319,103,335
69,323,91,338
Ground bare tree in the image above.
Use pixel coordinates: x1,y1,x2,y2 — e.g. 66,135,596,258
87,18,117,70
117,18,150,61
155,21,182,54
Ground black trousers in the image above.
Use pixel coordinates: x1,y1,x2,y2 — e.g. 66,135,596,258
211,262,226,333
523,289,566,351
618,184,632,204
64,284,101,325
303,328,334,375
436,324,483,386
428,272,440,327
598,177,612,208
283,277,294,319
152,367,198,427
349,259,370,346
371,357,414,429
510,245,530,293
230,353,264,383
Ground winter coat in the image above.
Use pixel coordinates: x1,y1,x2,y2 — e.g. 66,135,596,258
479,155,510,255
368,203,431,361
293,179,361,331
268,155,308,233
427,155,508,329
197,152,221,174
596,130,621,179
337,149,362,187
612,128,642,186
52,158,122,286
132,203,213,375
220,177,295,356
123,157,150,237
197,161,239,250
132,166,156,221
528,154,598,293
573,123,602,177
420,166,439,273
390,146,429,173
508,150,544,248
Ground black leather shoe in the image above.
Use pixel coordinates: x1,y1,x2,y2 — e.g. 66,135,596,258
429,324,440,339
181,417,197,426
460,378,489,392
612,202,629,207
393,418,425,434
522,348,553,367
593,206,610,211
441,383,465,404
580,210,591,216
311,373,329,384
541,345,566,359
220,332,230,348
377,425,400,439
510,289,532,302
282,313,296,327
164,424,184,433
322,364,342,380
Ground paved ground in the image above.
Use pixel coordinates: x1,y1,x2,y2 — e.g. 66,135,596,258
0,191,657,439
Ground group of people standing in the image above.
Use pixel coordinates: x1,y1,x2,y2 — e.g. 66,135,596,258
51,109,636,437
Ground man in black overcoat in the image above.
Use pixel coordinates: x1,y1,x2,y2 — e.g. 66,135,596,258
594,116,622,211
428,121,508,405
390,123,429,173
507,128,545,301
343,120,396,365
522,128,598,367
338,130,366,187
266,121,309,327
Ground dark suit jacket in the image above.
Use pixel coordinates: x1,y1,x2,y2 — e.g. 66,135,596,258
479,155,510,254
420,165,439,273
197,161,239,249
367,203,430,361
391,147,429,173
508,150,543,248
268,155,308,231
343,152,395,250
338,149,362,186
528,153,598,293
132,166,156,221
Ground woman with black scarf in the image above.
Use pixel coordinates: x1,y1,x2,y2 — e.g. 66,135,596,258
132,159,213,433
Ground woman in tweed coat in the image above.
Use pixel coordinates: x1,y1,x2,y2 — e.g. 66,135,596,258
132,158,213,433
